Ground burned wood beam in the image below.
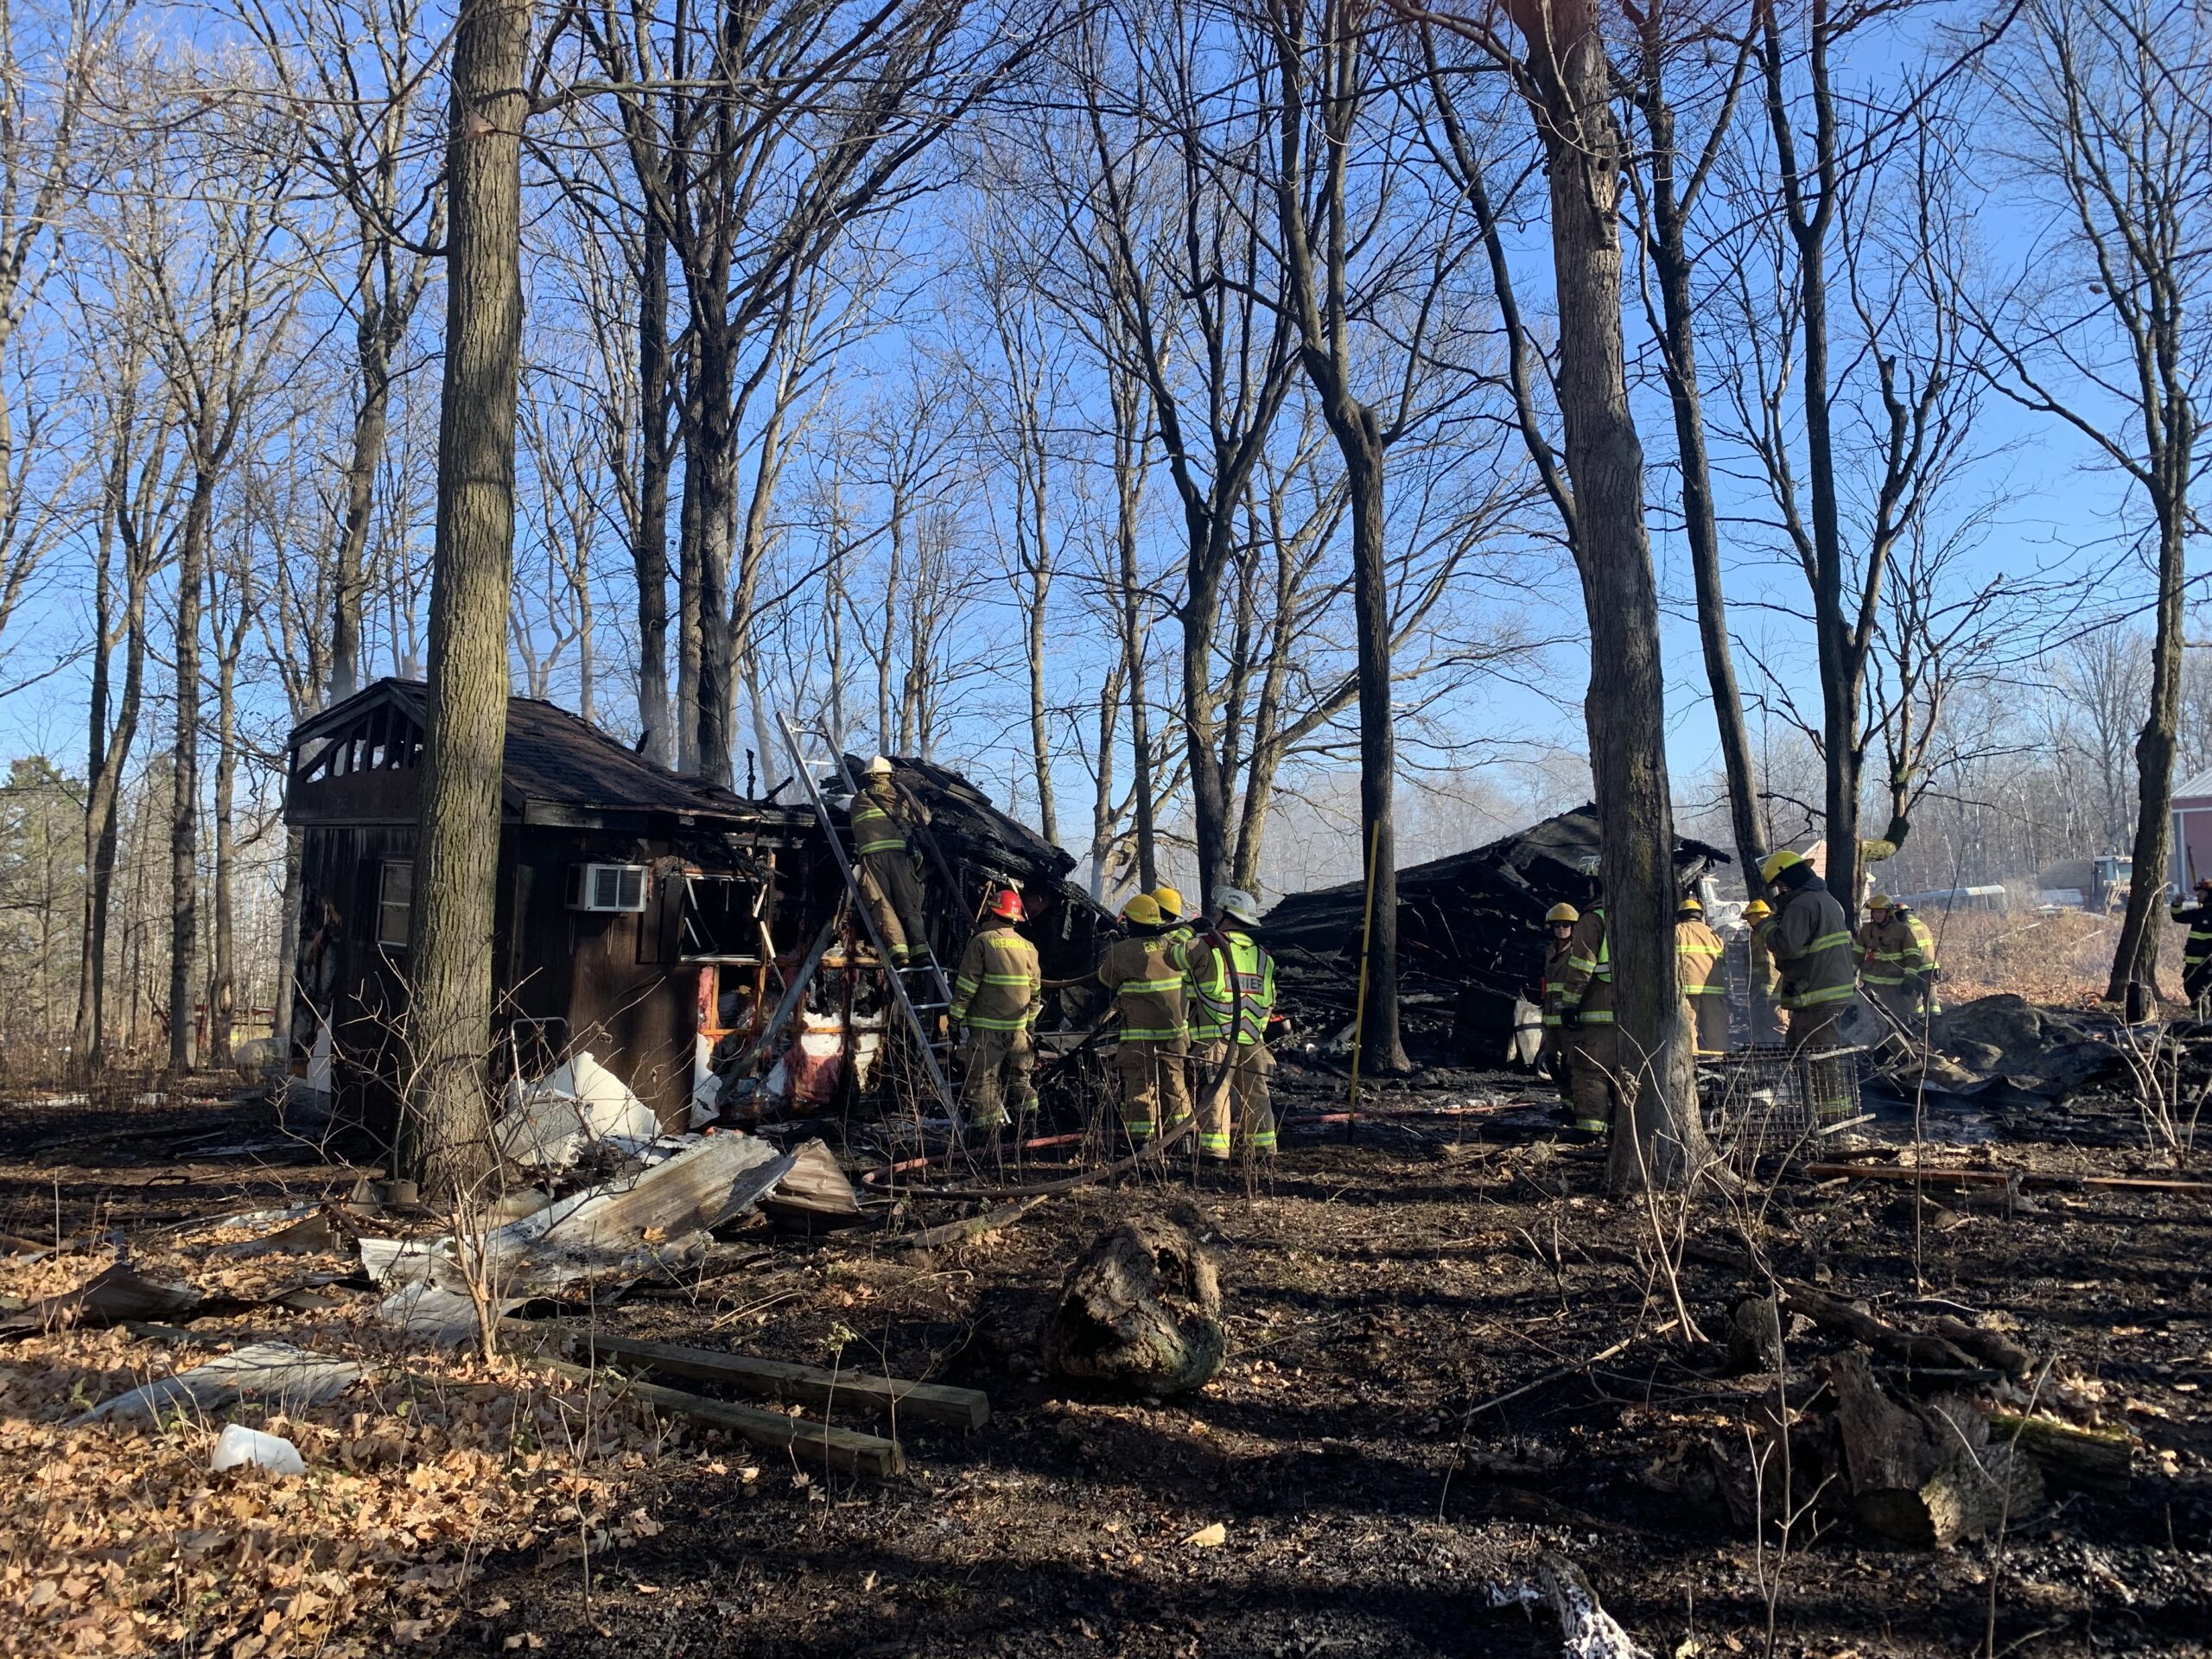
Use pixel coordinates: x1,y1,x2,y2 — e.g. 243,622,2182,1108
520,1352,906,1477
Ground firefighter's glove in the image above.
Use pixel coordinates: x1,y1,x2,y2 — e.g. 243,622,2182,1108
1559,1005,1582,1031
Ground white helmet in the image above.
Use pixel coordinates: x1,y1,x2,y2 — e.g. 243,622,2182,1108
1216,887,1262,927
865,755,893,779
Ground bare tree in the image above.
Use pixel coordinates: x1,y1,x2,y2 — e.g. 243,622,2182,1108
406,0,531,1197
1619,0,1770,894
117,79,308,1074
572,0,1038,786
237,0,445,705
1977,0,2211,999
67,262,181,1077
1405,1,1710,1190
0,0,125,671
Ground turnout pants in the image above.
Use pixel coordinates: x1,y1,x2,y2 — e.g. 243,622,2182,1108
2183,960,2212,1014
960,1027,1035,1129
1563,1024,1622,1135
857,851,926,958
1115,1038,1191,1146
1193,1039,1278,1160
1685,995,1729,1058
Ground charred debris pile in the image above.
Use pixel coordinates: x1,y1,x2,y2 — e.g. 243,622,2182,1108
1262,804,1729,1060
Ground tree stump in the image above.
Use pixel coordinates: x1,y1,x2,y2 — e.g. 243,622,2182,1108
1826,1349,2044,1547
1045,1205,1224,1395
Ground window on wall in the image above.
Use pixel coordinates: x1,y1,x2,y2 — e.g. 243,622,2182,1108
378,860,413,948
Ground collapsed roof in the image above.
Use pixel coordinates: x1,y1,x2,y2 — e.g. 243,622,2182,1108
1262,803,1731,1058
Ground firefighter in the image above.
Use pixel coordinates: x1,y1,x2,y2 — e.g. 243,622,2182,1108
1676,895,1728,1058
848,757,929,963
1539,902,1580,1115
1759,849,1858,1125
1096,893,1192,1147
1858,894,1942,1027
949,887,1041,1131
1744,898,1783,1043
1554,894,1620,1138
2171,877,2212,1015
1179,887,1279,1165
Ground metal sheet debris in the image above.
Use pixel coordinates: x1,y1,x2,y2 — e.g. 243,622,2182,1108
77,1342,362,1424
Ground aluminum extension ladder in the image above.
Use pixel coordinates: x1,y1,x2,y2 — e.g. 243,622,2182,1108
774,712,962,1120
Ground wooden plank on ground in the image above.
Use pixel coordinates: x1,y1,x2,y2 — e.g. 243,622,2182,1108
519,1323,988,1429
1804,1162,2212,1197
520,1352,905,1478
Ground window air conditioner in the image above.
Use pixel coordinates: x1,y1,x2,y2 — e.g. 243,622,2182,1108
568,862,648,913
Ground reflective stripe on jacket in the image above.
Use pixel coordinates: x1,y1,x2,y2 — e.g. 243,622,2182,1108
1676,918,1726,996
849,792,908,857
1770,878,1856,1010
1097,933,1188,1042
1556,906,1614,1024
1541,940,1574,1028
1859,913,1937,986
950,921,1041,1031
1183,929,1275,1045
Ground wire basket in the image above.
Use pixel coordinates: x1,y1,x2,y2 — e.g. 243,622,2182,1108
1700,1043,1866,1158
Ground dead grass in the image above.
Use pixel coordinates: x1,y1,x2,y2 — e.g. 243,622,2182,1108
1924,908,2187,1007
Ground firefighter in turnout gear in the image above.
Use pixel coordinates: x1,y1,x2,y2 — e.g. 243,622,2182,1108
848,757,929,962
1539,903,1580,1115
1744,898,1784,1043
1096,893,1191,1147
1554,897,1621,1137
1857,894,1942,1027
1179,887,1280,1164
1760,850,1858,1122
2171,877,2212,1015
950,887,1041,1130
1676,895,1728,1057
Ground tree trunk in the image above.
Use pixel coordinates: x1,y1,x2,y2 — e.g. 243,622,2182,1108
1342,427,1404,1074
634,211,672,766
693,376,737,788
405,0,528,1201
168,480,213,1077
1112,368,1159,891
1758,2,1862,906
208,647,238,1069
676,425,702,774
73,566,143,1082
1642,71,1767,897
2110,505,2188,1000
1507,0,1707,1190
269,823,301,1080
330,314,393,703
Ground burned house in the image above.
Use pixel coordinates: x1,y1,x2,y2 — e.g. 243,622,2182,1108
285,678,1103,1134
1263,803,1730,1059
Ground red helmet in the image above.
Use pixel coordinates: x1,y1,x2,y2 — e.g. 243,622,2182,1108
988,887,1025,921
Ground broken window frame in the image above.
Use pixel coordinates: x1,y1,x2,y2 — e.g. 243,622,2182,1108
675,869,772,965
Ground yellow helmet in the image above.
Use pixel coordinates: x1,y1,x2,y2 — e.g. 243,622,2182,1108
1759,849,1805,883
1869,893,1895,912
1120,893,1161,927
1678,895,1702,913
1743,899,1773,920
1151,885,1185,923
1545,902,1579,924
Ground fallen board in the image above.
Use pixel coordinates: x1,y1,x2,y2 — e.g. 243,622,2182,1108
521,1352,906,1478
1804,1162,2212,1197
522,1324,988,1430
